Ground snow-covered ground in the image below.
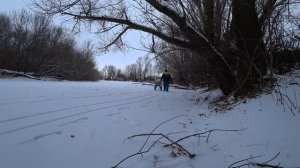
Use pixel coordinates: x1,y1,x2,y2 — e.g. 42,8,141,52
0,72,299,168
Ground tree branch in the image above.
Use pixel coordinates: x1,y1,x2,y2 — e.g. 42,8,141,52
99,26,129,50
145,0,234,75
117,128,247,167
61,12,194,49
164,128,247,147
228,152,283,168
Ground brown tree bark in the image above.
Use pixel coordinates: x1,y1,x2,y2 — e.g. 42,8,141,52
231,0,267,95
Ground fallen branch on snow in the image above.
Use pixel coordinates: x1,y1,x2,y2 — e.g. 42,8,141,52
112,115,247,168
228,152,283,168
0,69,40,80
112,115,186,168
128,132,196,159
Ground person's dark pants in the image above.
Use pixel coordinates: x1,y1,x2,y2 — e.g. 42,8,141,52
163,80,170,92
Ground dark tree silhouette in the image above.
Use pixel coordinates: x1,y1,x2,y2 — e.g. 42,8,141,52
32,0,300,95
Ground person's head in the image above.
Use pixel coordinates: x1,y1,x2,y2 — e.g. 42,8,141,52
165,69,168,72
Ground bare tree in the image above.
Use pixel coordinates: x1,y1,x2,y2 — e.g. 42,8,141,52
0,13,13,69
102,65,108,79
159,47,212,87
0,10,100,81
26,13,52,74
142,55,152,80
106,64,117,79
10,10,32,73
116,68,126,80
31,0,238,95
32,0,300,95
125,63,138,81
136,57,143,81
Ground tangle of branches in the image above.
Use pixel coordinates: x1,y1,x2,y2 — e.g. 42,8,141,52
112,115,247,168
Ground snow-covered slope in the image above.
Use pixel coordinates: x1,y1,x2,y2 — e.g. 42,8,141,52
0,71,299,168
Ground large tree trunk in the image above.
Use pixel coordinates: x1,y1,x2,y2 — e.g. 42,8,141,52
202,0,215,44
231,0,267,95
207,52,236,96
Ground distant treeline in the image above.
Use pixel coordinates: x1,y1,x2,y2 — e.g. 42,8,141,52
0,10,100,81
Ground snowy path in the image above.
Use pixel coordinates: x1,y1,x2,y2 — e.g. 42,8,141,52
0,79,196,168
0,78,299,168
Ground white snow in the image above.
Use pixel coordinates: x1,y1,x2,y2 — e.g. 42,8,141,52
0,71,300,168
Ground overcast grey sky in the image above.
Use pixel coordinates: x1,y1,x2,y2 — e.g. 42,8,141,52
0,0,152,70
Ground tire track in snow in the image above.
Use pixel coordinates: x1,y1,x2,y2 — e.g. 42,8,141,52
0,92,160,136
0,89,139,106
0,85,130,101
18,131,62,145
0,91,155,124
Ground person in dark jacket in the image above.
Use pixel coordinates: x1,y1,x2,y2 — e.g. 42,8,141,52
161,69,172,92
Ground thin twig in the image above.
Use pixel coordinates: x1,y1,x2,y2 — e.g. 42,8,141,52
274,83,296,116
264,152,280,164
228,152,283,168
137,115,187,155
113,115,187,167
112,136,163,168
164,128,247,147
228,155,264,168
129,132,195,158
114,118,247,167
